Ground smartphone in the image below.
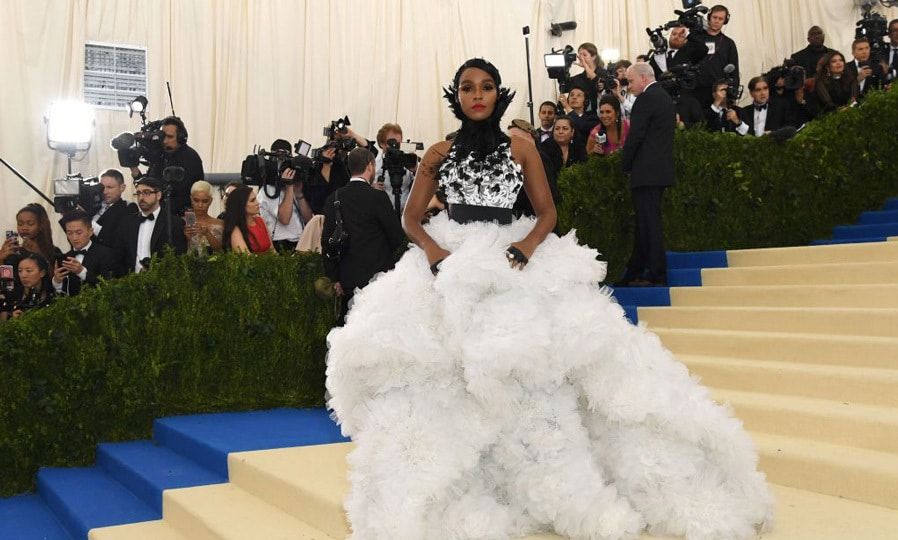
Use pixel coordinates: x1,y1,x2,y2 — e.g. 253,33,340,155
184,210,197,227
0,264,12,280
5,230,19,245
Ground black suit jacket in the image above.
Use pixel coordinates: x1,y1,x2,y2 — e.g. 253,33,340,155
146,144,205,215
322,181,404,292
790,46,834,79
705,105,743,133
115,206,187,273
57,242,121,296
94,199,138,248
622,83,676,188
649,36,709,79
844,59,885,98
737,100,786,136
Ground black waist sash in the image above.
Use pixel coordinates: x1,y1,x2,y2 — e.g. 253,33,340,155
448,204,513,225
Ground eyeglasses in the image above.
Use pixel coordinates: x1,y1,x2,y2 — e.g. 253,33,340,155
135,189,160,197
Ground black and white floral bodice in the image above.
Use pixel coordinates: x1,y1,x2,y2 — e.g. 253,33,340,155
437,142,524,209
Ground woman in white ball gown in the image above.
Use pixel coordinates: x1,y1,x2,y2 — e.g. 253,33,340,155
325,58,773,540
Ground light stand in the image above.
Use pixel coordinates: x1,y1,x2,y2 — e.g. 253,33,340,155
522,26,535,126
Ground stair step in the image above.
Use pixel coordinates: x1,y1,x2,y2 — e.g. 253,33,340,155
666,250,728,270
669,283,898,308
162,483,333,539
755,432,898,510
713,389,898,454
609,286,670,307
810,237,887,245
153,408,347,478
680,355,898,407
858,209,898,224
726,241,898,267
701,260,898,286
653,327,898,369
89,520,187,540
638,306,898,338
96,441,226,514
832,222,898,240
229,443,351,539
0,494,71,540
37,467,158,540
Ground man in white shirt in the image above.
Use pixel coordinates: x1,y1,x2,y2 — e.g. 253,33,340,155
537,101,557,143
54,210,120,296
258,182,306,252
115,176,186,273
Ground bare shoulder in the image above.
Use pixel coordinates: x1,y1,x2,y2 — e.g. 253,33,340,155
509,136,538,164
418,140,453,177
424,140,453,159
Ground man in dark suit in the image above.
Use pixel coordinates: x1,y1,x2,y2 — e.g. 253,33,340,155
845,37,886,99
737,76,786,136
92,168,138,248
53,210,121,296
790,26,834,79
115,176,187,273
649,25,709,80
322,147,404,324
621,63,676,287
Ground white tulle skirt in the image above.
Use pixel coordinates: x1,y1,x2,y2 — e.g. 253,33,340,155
325,214,774,540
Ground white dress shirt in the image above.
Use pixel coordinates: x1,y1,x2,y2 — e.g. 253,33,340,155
752,102,768,136
374,154,414,213
91,203,109,236
53,241,91,292
258,187,303,242
136,207,161,272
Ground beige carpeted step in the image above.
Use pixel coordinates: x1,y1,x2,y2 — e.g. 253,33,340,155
669,283,898,308
680,355,898,407
162,483,332,539
90,520,187,540
755,432,898,510
638,306,898,337
653,327,898,369
712,388,898,454
725,241,898,267
700,261,898,286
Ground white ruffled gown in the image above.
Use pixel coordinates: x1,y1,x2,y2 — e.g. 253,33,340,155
325,143,773,540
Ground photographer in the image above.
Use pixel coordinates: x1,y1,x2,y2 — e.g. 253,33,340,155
767,65,815,127
738,76,786,136
846,38,886,99
53,210,121,297
114,177,187,273
649,25,709,81
92,168,138,248
128,116,204,215
706,79,747,134
558,85,599,142
0,253,54,322
695,4,740,108
256,140,310,252
568,43,605,113
373,123,416,214
322,148,403,325
790,26,833,80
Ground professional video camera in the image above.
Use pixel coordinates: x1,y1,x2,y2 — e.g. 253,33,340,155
720,64,743,102
52,173,103,215
673,0,709,33
110,119,167,169
658,64,701,102
241,140,314,189
323,116,351,139
765,59,806,92
856,2,891,57
598,62,628,94
544,45,578,93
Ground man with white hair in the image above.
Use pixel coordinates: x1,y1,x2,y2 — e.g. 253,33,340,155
619,62,675,287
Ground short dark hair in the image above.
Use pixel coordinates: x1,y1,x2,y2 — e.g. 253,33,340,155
99,168,125,184
748,76,768,92
890,19,898,31
852,37,870,49
539,101,556,111
346,148,375,176
161,116,188,143
709,5,729,20
60,209,93,229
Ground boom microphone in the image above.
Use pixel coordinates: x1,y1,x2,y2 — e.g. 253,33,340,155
550,21,578,37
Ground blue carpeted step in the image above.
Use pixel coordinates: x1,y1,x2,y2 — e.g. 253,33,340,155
858,210,898,225
666,250,728,270
0,494,72,540
622,305,639,324
832,222,898,240
882,197,898,211
668,268,703,287
153,408,349,478
811,237,888,246
609,286,671,307
96,440,226,514
37,467,157,540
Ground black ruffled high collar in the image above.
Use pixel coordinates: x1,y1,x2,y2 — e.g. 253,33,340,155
443,59,515,162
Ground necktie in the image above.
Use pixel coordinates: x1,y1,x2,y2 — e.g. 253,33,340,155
668,50,675,61
754,104,767,112
71,250,88,256
891,48,898,70
140,213,155,222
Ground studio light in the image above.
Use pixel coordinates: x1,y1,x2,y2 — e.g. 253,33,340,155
129,95,148,118
601,48,621,63
45,100,94,155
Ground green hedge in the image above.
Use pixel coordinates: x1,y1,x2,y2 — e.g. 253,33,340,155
557,87,898,281
0,252,334,496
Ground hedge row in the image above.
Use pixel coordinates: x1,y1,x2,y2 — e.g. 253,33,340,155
556,87,898,281
0,252,334,496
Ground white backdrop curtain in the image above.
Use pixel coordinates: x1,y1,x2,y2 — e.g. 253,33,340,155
2,0,896,243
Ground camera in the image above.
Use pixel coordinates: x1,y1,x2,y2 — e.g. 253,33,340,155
646,26,669,55
719,64,743,103
110,119,167,169
52,173,103,215
765,59,806,92
544,45,578,93
670,0,709,33
599,62,627,94
659,63,701,102
381,138,419,186
323,116,351,139
241,141,314,189
856,3,890,56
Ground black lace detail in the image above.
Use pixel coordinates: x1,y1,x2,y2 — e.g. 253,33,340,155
437,142,524,209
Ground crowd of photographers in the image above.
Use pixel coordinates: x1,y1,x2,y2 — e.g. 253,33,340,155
2,1,897,320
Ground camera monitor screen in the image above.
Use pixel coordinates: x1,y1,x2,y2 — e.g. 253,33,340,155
544,53,567,68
